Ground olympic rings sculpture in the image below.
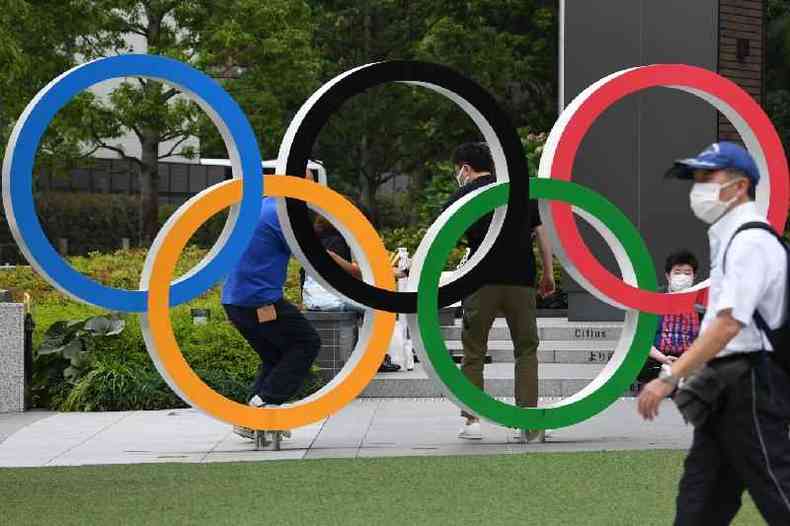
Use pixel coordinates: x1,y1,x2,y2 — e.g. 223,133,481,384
3,55,788,431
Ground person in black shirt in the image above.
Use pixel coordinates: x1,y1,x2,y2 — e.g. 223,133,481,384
300,214,403,372
444,142,555,441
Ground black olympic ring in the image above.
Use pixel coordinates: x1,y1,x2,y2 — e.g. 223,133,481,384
276,60,532,313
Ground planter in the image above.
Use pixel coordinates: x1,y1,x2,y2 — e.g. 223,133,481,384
303,310,359,380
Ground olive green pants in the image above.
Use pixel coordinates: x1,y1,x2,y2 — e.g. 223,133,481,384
461,285,539,414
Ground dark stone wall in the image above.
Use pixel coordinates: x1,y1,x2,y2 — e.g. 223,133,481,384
561,0,720,320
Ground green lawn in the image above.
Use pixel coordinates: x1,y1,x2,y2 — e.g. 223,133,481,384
0,450,761,525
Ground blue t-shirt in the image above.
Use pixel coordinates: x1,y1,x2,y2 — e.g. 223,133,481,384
221,197,291,307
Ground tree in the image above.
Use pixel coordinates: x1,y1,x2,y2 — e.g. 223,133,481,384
66,1,214,245
67,0,319,244
306,0,447,226
767,0,790,150
416,0,558,132
0,0,94,169
305,0,557,227
194,0,321,159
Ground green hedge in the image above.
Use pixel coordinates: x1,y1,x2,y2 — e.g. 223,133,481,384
0,192,228,261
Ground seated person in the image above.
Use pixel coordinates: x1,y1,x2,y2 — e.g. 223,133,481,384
637,250,702,385
301,215,365,313
300,214,403,372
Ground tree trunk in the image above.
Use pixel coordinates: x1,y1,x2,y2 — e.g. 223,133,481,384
139,131,160,245
138,8,163,245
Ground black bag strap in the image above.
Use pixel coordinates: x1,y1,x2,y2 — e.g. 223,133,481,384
722,222,780,271
722,221,788,348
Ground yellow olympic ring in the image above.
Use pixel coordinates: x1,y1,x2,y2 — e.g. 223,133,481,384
141,175,396,430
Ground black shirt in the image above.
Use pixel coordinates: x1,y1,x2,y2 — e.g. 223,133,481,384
299,232,352,290
441,174,541,287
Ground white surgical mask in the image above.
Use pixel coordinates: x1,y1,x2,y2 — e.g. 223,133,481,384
669,273,694,292
455,166,467,186
689,180,740,224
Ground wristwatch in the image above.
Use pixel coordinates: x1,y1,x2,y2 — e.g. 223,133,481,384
658,363,680,388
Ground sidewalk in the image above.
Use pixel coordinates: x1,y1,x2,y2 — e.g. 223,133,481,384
0,397,691,467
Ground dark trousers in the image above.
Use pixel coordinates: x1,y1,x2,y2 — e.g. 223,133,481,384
223,300,321,405
675,354,790,525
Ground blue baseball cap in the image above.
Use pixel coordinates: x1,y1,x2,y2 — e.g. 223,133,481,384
666,141,760,186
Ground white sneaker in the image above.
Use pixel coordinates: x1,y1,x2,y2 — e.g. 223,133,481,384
458,421,483,440
248,395,266,407
233,397,292,440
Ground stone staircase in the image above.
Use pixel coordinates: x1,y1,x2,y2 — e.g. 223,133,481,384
360,315,629,398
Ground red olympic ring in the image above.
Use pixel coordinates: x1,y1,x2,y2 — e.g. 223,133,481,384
545,64,789,315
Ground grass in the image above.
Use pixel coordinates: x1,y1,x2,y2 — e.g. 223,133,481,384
0,450,761,526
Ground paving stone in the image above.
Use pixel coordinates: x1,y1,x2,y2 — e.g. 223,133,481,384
360,363,605,398
0,399,691,467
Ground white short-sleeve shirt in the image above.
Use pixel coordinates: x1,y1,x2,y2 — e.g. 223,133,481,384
701,202,787,357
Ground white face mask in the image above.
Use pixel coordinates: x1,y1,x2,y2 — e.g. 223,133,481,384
669,273,694,292
689,180,740,224
455,166,468,186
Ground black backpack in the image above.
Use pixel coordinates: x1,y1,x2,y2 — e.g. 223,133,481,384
724,221,790,373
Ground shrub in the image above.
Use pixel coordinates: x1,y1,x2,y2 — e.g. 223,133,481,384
37,314,126,382
3,248,325,412
0,192,229,261
32,307,326,411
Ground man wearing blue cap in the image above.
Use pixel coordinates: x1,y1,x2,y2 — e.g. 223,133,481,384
638,141,790,524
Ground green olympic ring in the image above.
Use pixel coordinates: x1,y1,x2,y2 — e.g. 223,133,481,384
407,178,659,430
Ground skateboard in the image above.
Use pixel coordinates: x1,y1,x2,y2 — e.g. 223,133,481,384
253,430,291,451
515,429,547,444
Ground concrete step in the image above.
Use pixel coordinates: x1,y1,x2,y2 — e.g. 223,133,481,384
359,363,614,398
440,318,623,342
445,340,617,364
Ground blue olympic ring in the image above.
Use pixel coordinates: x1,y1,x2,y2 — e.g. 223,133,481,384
2,55,262,312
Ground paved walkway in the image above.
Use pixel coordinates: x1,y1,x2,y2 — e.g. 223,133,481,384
0,398,691,467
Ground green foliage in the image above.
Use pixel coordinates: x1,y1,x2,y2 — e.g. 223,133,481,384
767,1,790,155
0,246,213,307
195,0,321,158
38,314,126,382
58,359,179,412
416,169,457,225
0,1,323,243
0,0,94,158
1,0,559,238
1,247,321,411
30,301,325,412
416,1,558,131
520,129,547,178
306,0,557,227
0,247,304,316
